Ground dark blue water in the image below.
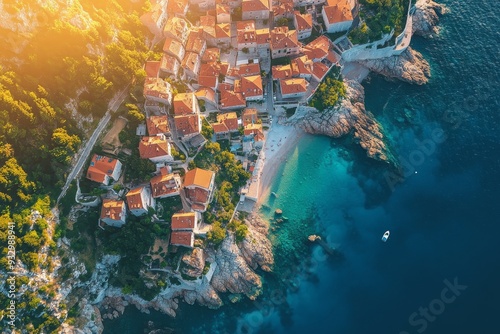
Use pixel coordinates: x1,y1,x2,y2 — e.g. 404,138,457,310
103,1,500,333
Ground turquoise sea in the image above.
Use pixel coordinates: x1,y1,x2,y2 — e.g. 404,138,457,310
104,0,500,332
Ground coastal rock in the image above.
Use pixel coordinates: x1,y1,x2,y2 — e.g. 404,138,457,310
412,0,447,37
308,235,321,242
181,247,206,278
356,47,431,85
288,80,394,162
211,234,263,299
182,282,223,309
239,214,274,272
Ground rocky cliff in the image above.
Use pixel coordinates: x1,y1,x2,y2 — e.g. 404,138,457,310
412,0,447,37
287,80,394,163
355,47,431,85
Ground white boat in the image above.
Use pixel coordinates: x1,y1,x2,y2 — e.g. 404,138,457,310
381,230,390,242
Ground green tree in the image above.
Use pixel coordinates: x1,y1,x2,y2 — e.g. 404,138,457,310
207,222,226,246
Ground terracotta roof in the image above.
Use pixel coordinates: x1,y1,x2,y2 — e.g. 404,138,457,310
302,35,332,60
244,123,265,141
146,116,170,136
237,20,257,45
167,0,188,15
199,62,220,77
174,92,197,115
198,75,218,88
171,212,197,230
150,168,181,198
294,11,313,31
273,0,294,18
242,108,258,126
239,63,261,77
195,87,217,104
181,52,201,76
326,50,341,64
86,154,120,184
216,3,231,15
217,112,239,131
272,64,293,80
185,187,211,207
212,121,229,133
270,26,299,50
162,37,185,60
234,75,263,98
291,55,313,76
184,168,215,189
220,89,246,109
170,231,194,247
164,17,188,41
143,77,172,102
160,54,179,74
126,186,147,211
145,61,161,78
100,199,125,221
174,113,201,136
139,136,170,159
215,23,231,39
311,62,330,81
323,0,353,25
256,28,270,45
280,78,308,96
202,48,221,63
242,0,269,12
185,30,206,54
200,15,216,27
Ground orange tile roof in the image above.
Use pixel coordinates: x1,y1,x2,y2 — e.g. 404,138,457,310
273,0,294,18
145,61,161,78
237,20,257,44
150,168,180,198
199,62,220,77
86,154,120,184
162,37,185,59
311,62,330,81
242,108,258,126
239,63,261,77
280,78,308,96
184,168,214,190
256,28,270,45
100,199,125,221
174,114,201,136
215,23,231,39
216,112,239,131
164,17,188,40
200,15,216,27
302,35,332,60
244,123,265,141
212,121,230,134
202,48,221,63
326,50,341,64
242,0,269,12
195,87,217,104
167,0,188,15
143,77,172,102
272,64,293,80
220,89,246,109
271,26,299,50
139,136,170,159
181,52,201,76
198,75,218,88
216,3,231,15
185,30,206,54
171,212,197,230
235,75,263,98
323,0,353,25
174,93,197,115
170,231,194,247
294,11,313,31
291,55,313,76
160,54,179,74
146,116,170,136
126,186,147,211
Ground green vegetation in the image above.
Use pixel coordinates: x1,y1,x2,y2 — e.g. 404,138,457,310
207,222,226,246
309,72,347,110
349,0,409,44
227,220,249,242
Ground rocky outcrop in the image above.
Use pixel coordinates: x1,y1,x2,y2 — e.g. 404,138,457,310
288,80,394,163
181,248,206,278
412,0,447,37
356,47,431,85
239,214,274,272
211,233,263,299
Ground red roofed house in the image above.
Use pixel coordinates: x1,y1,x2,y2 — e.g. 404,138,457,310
212,121,230,140
170,231,195,248
215,23,232,47
150,167,182,198
280,78,308,99
242,0,270,21
163,17,190,43
159,53,180,78
256,28,270,51
100,199,127,228
174,92,200,115
189,0,216,11
241,108,258,126
140,3,168,36
185,29,207,56
301,35,333,62
244,123,265,150
182,52,202,81
291,55,313,79
273,0,294,22
143,77,173,108
311,62,330,82
234,75,263,101
174,114,202,138
272,64,294,80
195,87,217,107
270,26,300,59
219,87,246,110
184,168,215,212
237,20,257,53
147,115,171,137
168,0,189,17
145,61,161,78
322,0,354,33
200,15,217,46
139,134,173,163
217,112,239,132
239,63,261,77
294,11,313,40
126,186,155,216
216,4,231,24
171,211,200,231
86,154,123,185
202,48,220,63
163,37,186,62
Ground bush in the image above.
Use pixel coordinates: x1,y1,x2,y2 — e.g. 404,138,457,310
207,222,226,246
